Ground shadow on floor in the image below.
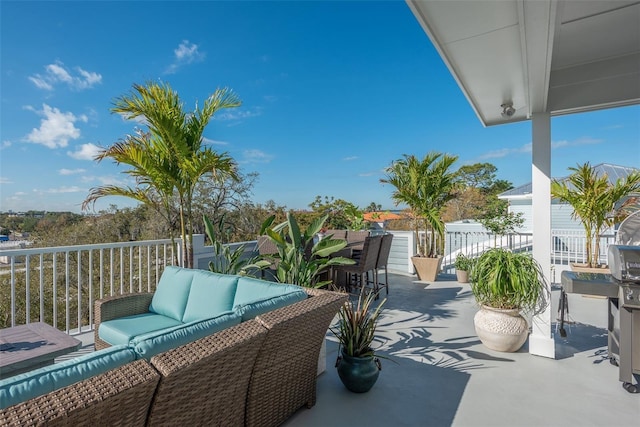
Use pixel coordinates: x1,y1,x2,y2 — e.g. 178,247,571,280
286,339,471,427
554,322,608,360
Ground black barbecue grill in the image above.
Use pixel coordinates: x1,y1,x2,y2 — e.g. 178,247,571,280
560,211,640,394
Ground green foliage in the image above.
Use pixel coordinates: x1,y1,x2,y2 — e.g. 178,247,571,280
252,212,355,288
470,248,549,313
203,214,259,276
309,196,370,230
381,152,458,257
479,211,525,236
454,253,474,271
364,202,382,212
551,162,640,267
331,289,386,358
343,204,368,231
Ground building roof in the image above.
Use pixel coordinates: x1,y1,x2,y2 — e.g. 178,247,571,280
498,163,639,199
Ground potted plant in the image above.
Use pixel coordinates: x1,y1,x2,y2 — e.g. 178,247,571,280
454,253,473,283
551,162,640,272
252,212,355,288
332,289,386,393
203,214,260,276
469,248,549,352
381,152,458,282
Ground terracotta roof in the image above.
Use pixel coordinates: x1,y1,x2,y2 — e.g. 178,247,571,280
363,211,403,222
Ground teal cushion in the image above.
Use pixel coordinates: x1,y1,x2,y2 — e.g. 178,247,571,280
234,291,308,321
149,266,194,321
233,277,306,307
0,345,135,410
99,312,183,346
182,270,239,323
131,311,242,359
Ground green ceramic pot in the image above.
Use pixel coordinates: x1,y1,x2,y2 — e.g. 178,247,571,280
336,350,381,393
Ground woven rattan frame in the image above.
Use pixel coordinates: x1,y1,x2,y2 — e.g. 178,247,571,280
147,320,267,426
0,359,159,427
246,288,348,427
94,293,153,350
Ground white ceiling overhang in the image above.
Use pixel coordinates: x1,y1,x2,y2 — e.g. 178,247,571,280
406,0,640,126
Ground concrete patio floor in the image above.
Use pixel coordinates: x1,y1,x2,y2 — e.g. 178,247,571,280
285,272,639,427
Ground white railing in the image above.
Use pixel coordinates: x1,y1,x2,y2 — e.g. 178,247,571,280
1,229,618,333
442,229,616,271
0,239,179,333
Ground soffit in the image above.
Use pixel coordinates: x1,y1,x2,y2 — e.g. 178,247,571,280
406,0,640,126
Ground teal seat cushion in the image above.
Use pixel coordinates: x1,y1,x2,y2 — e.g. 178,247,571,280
99,312,183,346
234,277,306,308
234,291,308,321
0,345,135,410
149,266,194,321
131,311,242,359
182,270,239,323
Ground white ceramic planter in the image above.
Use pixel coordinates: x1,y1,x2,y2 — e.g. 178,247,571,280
474,306,529,352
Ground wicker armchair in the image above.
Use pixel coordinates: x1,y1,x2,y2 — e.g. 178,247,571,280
0,359,159,427
94,292,154,350
147,320,268,426
245,288,348,427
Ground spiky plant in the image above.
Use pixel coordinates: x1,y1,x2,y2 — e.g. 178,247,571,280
470,248,548,314
332,289,386,358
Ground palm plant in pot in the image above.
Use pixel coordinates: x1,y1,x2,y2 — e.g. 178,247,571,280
381,152,458,282
551,162,640,271
469,248,549,352
332,289,386,393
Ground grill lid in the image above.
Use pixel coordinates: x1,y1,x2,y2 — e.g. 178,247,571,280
609,245,640,282
610,211,640,282
617,210,640,246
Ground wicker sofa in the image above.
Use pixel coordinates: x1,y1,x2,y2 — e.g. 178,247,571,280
1,269,347,427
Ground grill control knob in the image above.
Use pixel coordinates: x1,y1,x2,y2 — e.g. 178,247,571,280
625,287,634,301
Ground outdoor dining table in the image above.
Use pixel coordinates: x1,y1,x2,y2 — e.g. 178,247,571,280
0,322,81,378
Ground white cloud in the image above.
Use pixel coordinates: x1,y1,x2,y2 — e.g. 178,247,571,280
215,107,263,122
165,40,205,74
202,136,228,146
59,168,86,175
15,191,26,196
478,136,605,160
80,175,130,186
29,61,102,91
0,141,11,150
343,156,359,161
46,186,84,194
32,186,84,195
241,149,273,164
24,104,87,148
478,143,531,160
67,143,101,160
0,177,12,184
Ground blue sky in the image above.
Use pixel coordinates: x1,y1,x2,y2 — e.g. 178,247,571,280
1,1,639,214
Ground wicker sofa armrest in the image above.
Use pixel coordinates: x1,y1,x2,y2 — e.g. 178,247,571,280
146,320,268,427
94,292,154,350
0,359,159,427
246,288,348,427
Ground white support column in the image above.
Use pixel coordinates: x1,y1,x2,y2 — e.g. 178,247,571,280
529,113,555,358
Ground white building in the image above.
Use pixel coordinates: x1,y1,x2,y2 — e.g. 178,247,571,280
498,163,639,233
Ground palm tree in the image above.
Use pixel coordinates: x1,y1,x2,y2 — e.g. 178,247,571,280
551,163,640,268
381,152,458,257
83,81,241,268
